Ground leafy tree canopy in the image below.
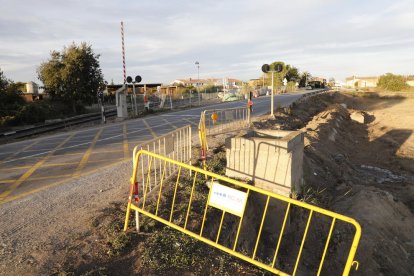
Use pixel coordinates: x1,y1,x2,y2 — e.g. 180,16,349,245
299,71,312,87
37,42,104,112
0,68,10,93
285,66,300,82
0,68,26,116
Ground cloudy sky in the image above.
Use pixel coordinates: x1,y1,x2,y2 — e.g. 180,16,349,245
1,0,413,84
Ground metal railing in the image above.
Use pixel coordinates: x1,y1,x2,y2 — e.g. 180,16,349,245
124,150,361,276
132,125,192,193
0,109,117,139
198,106,250,169
200,106,249,136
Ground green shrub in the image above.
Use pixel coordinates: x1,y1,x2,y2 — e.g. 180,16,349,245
0,116,16,127
286,81,297,92
378,73,409,91
14,101,51,124
0,91,25,117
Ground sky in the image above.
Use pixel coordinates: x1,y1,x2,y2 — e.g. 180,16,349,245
1,0,413,84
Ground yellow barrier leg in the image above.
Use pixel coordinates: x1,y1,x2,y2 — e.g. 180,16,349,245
124,201,132,231
124,180,134,231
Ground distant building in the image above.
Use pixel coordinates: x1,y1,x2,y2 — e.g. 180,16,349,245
345,76,379,88
106,83,162,95
16,81,40,102
171,78,209,87
248,79,263,87
406,76,414,87
171,77,242,88
406,80,414,87
25,82,39,95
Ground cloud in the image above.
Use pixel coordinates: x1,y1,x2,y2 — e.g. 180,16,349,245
0,0,413,83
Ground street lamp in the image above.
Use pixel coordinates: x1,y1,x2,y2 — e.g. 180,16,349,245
262,63,283,118
195,61,200,106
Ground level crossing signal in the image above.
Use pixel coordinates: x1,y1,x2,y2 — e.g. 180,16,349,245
261,63,283,73
127,75,142,83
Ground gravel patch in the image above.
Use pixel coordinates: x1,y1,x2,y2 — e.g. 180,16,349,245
0,159,132,275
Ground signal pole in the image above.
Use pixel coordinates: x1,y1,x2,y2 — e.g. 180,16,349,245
262,63,283,119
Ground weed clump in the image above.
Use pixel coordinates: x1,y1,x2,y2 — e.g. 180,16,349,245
142,227,271,275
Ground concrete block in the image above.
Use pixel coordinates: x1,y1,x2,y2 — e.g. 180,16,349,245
225,129,304,197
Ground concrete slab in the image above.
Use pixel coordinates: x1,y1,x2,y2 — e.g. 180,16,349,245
225,129,304,197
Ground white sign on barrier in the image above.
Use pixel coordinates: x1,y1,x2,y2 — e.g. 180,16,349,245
208,182,248,217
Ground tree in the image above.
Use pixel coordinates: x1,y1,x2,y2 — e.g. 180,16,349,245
0,68,9,92
377,73,409,91
37,42,104,113
328,77,335,87
285,66,300,82
241,82,253,96
0,68,25,117
299,71,311,87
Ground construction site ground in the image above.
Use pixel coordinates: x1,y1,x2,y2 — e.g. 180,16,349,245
0,92,413,275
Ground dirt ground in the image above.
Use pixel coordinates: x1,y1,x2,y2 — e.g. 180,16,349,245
1,92,413,275
255,92,414,275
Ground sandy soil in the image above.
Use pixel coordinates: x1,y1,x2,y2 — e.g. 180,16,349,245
0,92,413,275
249,92,414,275
299,94,414,275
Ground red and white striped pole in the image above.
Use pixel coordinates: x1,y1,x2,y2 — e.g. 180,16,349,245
121,21,126,84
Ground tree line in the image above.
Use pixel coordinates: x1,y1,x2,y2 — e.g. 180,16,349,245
0,42,104,128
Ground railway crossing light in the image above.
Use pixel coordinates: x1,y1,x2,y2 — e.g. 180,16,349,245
127,75,142,116
262,63,283,118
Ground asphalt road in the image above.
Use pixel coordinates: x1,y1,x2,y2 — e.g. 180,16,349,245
0,91,313,205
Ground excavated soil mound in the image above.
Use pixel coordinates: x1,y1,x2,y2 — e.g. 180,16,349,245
254,92,414,275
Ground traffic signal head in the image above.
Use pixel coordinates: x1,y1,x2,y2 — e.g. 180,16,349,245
274,64,283,72
261,64,270,73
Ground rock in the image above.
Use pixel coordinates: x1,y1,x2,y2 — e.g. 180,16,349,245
340,103,347,109
350,111,366,124
328,128,337,141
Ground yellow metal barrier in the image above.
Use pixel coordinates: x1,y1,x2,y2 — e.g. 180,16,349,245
124,150,361,275
198,106,249,171
200,107,249,136
132,124,192,192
